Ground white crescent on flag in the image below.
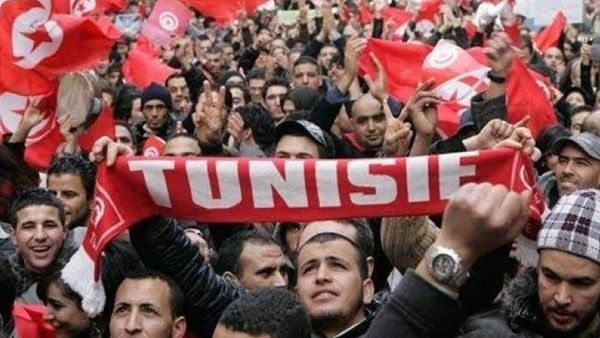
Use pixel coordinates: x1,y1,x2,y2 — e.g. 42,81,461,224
71,0,97,16
0,91,55,144
11,0,63,69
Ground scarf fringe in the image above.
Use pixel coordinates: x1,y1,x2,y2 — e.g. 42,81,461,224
61,246,106,317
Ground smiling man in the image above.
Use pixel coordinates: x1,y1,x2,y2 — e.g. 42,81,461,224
8,189,72,303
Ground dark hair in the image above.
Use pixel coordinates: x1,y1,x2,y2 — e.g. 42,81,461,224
330,53,344,68
246,68,266,82
206,46,222,55
570,105,593,120
275,126,329,159
119,269,186,318
238,104,277,149
298,232,369,279
227,83,251,106
165,72,186,87
9,188,65,229
107,63,124,87
218,288,311,338
0,144,39,221
112,84,141,122
47,155,97,200
261,77,290,99
37,271,84,310
219,70,246,86
285,86,320,112
215,230,279,277
0,256,17,325
293,56,320,74
534,124,572,173
115,120,137,151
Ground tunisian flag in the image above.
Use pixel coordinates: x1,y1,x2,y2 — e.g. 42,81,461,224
141,0,191,49
506,58,557,138
13,304,54,338
534,11,567,53
359,39,433,102
182,0,269,25
0,90,65,170
52,0,127,17
421,40,490,138
0,0,121,95
122,46,177,89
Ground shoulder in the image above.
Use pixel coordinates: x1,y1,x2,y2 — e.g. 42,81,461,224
459,308,517,337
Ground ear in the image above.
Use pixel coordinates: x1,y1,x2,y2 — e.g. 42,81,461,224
243,129,252,142
171,316,187,338
366,257,375,278
222,271,240,283
362,278,375,306
9,227,17,246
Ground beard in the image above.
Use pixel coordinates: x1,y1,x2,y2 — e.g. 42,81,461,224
542,307,599,337
311,290,365,336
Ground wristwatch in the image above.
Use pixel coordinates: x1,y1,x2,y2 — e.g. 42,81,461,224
426,245,470,289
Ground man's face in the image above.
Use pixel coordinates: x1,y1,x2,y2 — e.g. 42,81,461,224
143,99,170,130
351,96,387,151
249,79,265,103
222,46,235,64
230,87,246,111
566,92,586,109
110,278,185,338
10,205,66,274
274,135,320,159
115,125,134,151
296,239,372,332
318,46,338,70
293,63,321,91
538,249,600,336
237,242,288,290
167,77,189,111
196,39,212,56
555,144,600,196
205,52,223,74
264,85,288,121
544,47,564,70
570,112,591,134
47,174,89,227
162,137,202,157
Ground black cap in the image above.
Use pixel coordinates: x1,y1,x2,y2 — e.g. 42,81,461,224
274,120,336,159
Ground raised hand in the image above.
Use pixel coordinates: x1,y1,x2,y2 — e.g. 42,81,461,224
227,112,245,149
89,136,133,166
464,116,530,151
402,79,440,137
193,81,226,145
364,52,389,103
435,183,531,271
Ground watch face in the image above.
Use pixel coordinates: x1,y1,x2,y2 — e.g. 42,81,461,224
432,254,455,279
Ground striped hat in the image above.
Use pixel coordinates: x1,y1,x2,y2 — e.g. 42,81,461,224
538,189,600,264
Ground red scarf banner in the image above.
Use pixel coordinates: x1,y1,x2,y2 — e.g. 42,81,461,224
62,148,543,315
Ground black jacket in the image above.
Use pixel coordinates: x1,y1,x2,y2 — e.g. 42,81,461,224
130,217,244,338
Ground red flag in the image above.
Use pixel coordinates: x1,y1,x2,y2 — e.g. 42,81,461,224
13,304,55,338
0,0,121,95
141,0,191,49
534,11,567,53
421,40,490,138
0,90,65,170
122,46,177,89
359,39,432,102
143,135,166,157
359,1,373,24
53,0,127,16
182,0,268,25
504,21,521,47
506,58,557,138
78,105,117,152
382,7,413,32
416,0,442,22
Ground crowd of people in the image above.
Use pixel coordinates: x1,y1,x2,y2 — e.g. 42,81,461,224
3,0,600,337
